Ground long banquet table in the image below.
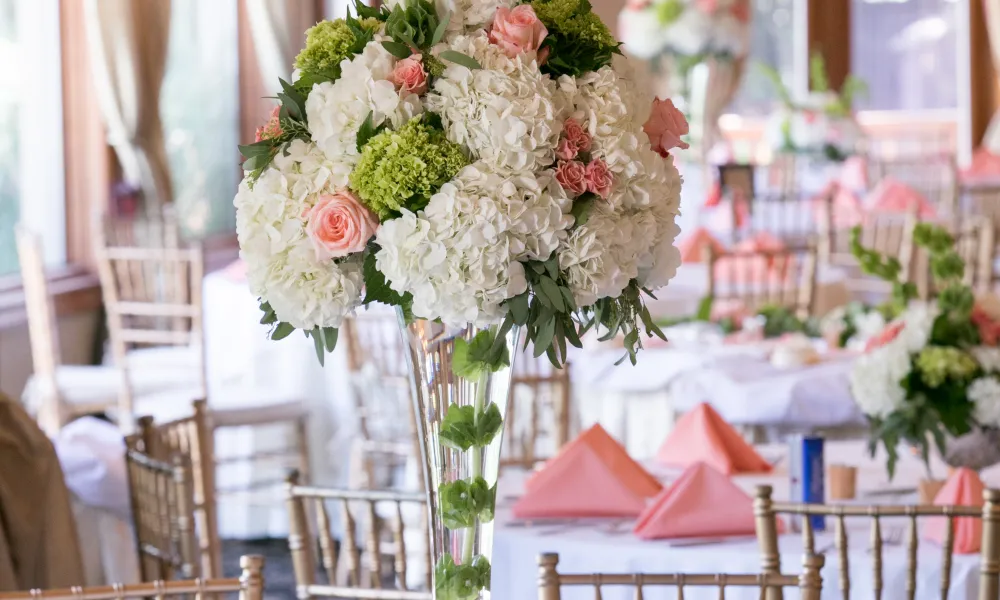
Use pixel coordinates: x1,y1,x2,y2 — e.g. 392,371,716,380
492,440,993,600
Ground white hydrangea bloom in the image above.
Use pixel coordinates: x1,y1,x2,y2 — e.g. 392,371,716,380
375,163,573,326
853,311,887,343
899,303,938,353
849,334,911,419
306,40,423,187
426,32,562,174
970,376,1000,428
234,139,364,329
433,0,514,37
973,346,1000,373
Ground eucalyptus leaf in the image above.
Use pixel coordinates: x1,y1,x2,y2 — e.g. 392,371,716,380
323,327,339,352
271,322,295,341
311,328,326,366
431,13,450,45
439,50,481,70
381,40,413,59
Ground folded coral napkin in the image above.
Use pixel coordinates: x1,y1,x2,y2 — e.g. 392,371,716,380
679,228,727,263
634,462,757,540
865,177,936,218
838,156,869,191
514,424,662,518
923,467,985,554
657,403,772,475
961,148,1000,184
811,182,863,229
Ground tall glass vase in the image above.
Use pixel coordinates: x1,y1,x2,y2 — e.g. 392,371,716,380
397,310,520,600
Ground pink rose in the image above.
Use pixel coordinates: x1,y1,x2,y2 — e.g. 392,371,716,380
305,190,379,260
489,5,548,58
556,139,578,161
390,54,428,95
556,119,592,160
730,0,750,23
255,106,282,142
643,97,690,157
584,159,613,199
554,160,588,196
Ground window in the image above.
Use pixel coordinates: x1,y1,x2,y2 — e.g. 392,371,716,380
851,0,960,111
161,0,240,238
0,0,65,277
727,0,798,117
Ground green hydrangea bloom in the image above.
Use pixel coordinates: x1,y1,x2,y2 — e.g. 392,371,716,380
531,0,617,49
350,118,468,220
655,0,684,25
294,19,357,77
916,346,979,388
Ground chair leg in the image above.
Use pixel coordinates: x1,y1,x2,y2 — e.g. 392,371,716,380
295,415,311,484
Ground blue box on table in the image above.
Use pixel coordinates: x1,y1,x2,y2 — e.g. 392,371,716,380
788,435,825,531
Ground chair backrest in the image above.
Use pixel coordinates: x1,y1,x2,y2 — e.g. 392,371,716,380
0,555,264,600
742,191,816,247
99,204,182,250
285,471,432,598
719,163,755,202
502,353,573,469
125,448,199,581
707,244,818,318
126,400,221,578
870,155,959,218
764,154,798,197
94,243,207,421
537,552,825,600
753,485,1000,600
965,184,1000,235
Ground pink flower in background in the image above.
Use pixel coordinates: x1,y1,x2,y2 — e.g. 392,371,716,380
255,106,282,142
730,0,751,23
865,322,904,352
489,5,548,57
643,98,689,157
554,160,588,196
584,159,613,199
694,0,720,13
390,54,429,95
305,190,379,260
972,305,1000,346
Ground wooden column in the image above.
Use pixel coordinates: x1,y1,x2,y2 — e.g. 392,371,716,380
970,0,999,150
806,0,851,91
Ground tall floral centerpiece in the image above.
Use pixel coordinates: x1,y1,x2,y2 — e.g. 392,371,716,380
234,0,683,596
849,224,1000,478
763,54,866,162
617,0,749,151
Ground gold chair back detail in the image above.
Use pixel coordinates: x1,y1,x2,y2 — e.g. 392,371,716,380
707,244,818,318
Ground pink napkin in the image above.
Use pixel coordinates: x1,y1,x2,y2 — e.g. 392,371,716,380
962,148,1000,184
811,182,863,229
838,156,869,191
679,228,727,263
705,181,723,208
656,403,772,475
514,424,662,518
923,467,985,554
865,177,936,218
633,462,757,540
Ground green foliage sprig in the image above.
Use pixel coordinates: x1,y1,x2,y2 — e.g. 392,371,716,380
257,300,339,365
438,402,504,451
580,281,666,366
532,0,621,77
439,477,496,529
238,80,312,186
435,554,491,600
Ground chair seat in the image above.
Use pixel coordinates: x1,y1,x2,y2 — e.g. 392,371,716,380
124,346,202,371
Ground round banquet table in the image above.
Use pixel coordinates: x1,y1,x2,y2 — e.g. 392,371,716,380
491,439,993,600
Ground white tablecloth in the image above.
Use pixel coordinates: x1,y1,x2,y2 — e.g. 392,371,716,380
492,440,990,600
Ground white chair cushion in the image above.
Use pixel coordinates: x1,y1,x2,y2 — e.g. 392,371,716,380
124,346,202,371
128,384,307,428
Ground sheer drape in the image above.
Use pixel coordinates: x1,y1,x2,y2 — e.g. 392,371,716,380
700,57,747,157
84,0,173,209
983,0,1000,152
246,0,316,92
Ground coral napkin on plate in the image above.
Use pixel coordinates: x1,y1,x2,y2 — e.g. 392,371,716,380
656,403,772,475
961,148,1000,184
679,227,727,263
923,467,985,554
865,177,936,218
514,424,662,518
633,462,757,540
811,182,863,229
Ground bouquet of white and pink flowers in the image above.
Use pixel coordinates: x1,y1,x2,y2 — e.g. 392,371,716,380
617,0,749,61
234,0,684,367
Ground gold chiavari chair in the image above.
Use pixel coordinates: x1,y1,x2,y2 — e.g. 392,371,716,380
908,216,997,301
763,153,798,198
740,191,816,247
965,184,1000,234
126,400,221,579
125,447,199,581
870,156,960,219
537,552,825,600
753,485,1000,600
0,555,264,600
707,244,819,319
502,352,573,469
285,471,432,597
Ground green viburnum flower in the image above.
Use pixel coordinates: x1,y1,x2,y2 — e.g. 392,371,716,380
530,0,620,77
439,477,495,530
295,19,378,78
435,554,491,600
385,0,440,50
655,0,684,24
349,118,468,220
916,346,979,388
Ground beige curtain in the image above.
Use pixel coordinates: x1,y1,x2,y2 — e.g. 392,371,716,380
699,57,747,157
983,0,1000,153
83,0,173,209
247,0,316,91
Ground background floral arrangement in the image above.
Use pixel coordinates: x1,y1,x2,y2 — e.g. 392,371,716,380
617,0,750,61
762,54,866,162
820,301,887,350
234,0,684,370
849,223,1000,477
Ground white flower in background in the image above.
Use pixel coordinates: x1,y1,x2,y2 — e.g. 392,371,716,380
972,346,1000,373
970,376,1000,428
900,303,938,353
375,163,573,326
617,9,668,59
234,139,364,329
849,334,911,418
438,0,516,37
426,33,561,174
306,41,423,186
853,311,887,343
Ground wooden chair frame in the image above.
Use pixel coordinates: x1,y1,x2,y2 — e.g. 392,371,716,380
537,552,824,600
869,154,960,219
285,471,432,599
909,215,997,300
706,244,819,319
0,555,264,600
753,485,1000,600
502,355,573,469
